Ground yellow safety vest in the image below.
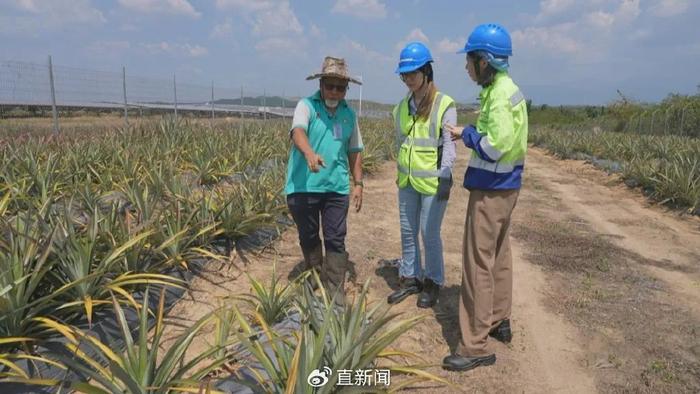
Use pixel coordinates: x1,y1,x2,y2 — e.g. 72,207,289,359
393,92,455,195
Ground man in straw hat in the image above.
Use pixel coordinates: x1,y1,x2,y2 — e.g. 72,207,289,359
285,56,364,304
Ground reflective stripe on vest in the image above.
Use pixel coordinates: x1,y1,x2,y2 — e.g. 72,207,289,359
394,107,402,149
395,92,454,195
510,89,524,107
397,164,441,178
468,155,524,173
395,93,445,151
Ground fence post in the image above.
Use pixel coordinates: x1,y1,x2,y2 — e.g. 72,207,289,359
210,81,214,128
240,85,244,118
680,105,688,136
122,66,128,128
638,112,643,132
173,74,178,122
48,55,59,135
263,88,267,120
625,114,635,132
358,75,363,117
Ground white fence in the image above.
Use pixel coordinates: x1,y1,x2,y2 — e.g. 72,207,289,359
1,56,389,133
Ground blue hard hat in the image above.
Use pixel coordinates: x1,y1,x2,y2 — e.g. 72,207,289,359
395,42,433,74
458,23,512,57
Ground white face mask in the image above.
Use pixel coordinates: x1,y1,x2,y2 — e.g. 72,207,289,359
324,99,339,108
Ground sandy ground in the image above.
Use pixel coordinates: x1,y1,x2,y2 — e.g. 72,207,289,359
166,146,700,393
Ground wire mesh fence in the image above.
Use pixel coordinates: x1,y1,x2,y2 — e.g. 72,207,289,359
623,103,700,137
0,57,390,133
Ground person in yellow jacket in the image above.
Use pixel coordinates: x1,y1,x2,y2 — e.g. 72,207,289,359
388,42,457,308
442,23,528,372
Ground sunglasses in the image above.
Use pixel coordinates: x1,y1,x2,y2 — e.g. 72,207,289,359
323,82,349,93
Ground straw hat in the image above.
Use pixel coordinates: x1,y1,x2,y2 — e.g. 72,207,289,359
306,56,362,85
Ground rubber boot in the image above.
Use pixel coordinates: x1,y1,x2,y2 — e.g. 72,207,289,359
299,243,323,289
302,243,323,270
321,251,348,306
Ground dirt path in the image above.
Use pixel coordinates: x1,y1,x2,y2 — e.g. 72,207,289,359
168,146,700,393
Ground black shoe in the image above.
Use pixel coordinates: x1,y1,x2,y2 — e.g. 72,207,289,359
489,319,512,343
442,353,496,372
416,278,439,308
387,277,422,305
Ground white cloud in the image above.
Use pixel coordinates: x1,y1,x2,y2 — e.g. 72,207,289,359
406,28,429,43
615,0,641,23
187,45,208,57
13,0,41,12
140,42,209,57
649,0,689,17
310,23,322,38
511,23,581,54
585,11,615,29
436,38,462,54
534,0,640,25
118,0,200,18
347,39,392,63
515,0,644,65
215,0,276,12
254,37,306,55
214,0,305,55
331,0,387,19
394,28,430,52
538,0,575,17
210,19,233,38
1,0,105,33
577,1,640,29
16,0,105,23
251,1,303,37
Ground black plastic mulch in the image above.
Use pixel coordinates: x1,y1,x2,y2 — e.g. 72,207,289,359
3,222,292,394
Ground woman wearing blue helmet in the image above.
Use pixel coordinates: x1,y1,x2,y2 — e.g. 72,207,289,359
442,23,528,372
388,42,457,308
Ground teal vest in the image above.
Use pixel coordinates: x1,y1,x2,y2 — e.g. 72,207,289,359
284,91,357,195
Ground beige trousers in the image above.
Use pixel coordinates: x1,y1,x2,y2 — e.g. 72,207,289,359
457,189,519,357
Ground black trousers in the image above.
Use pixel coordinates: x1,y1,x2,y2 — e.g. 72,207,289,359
287,192,350,254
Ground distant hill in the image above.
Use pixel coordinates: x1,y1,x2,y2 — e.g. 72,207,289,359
214,96,296,108
213,96,394,111
345,99,393,112
213,95,477,113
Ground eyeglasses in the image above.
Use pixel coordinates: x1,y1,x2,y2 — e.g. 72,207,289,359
399,71,421,82
323,82,348,93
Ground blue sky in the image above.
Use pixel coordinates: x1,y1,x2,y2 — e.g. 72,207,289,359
1,0,699,105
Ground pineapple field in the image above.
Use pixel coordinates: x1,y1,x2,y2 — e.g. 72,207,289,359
0,117,449,392
1,105,699,393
